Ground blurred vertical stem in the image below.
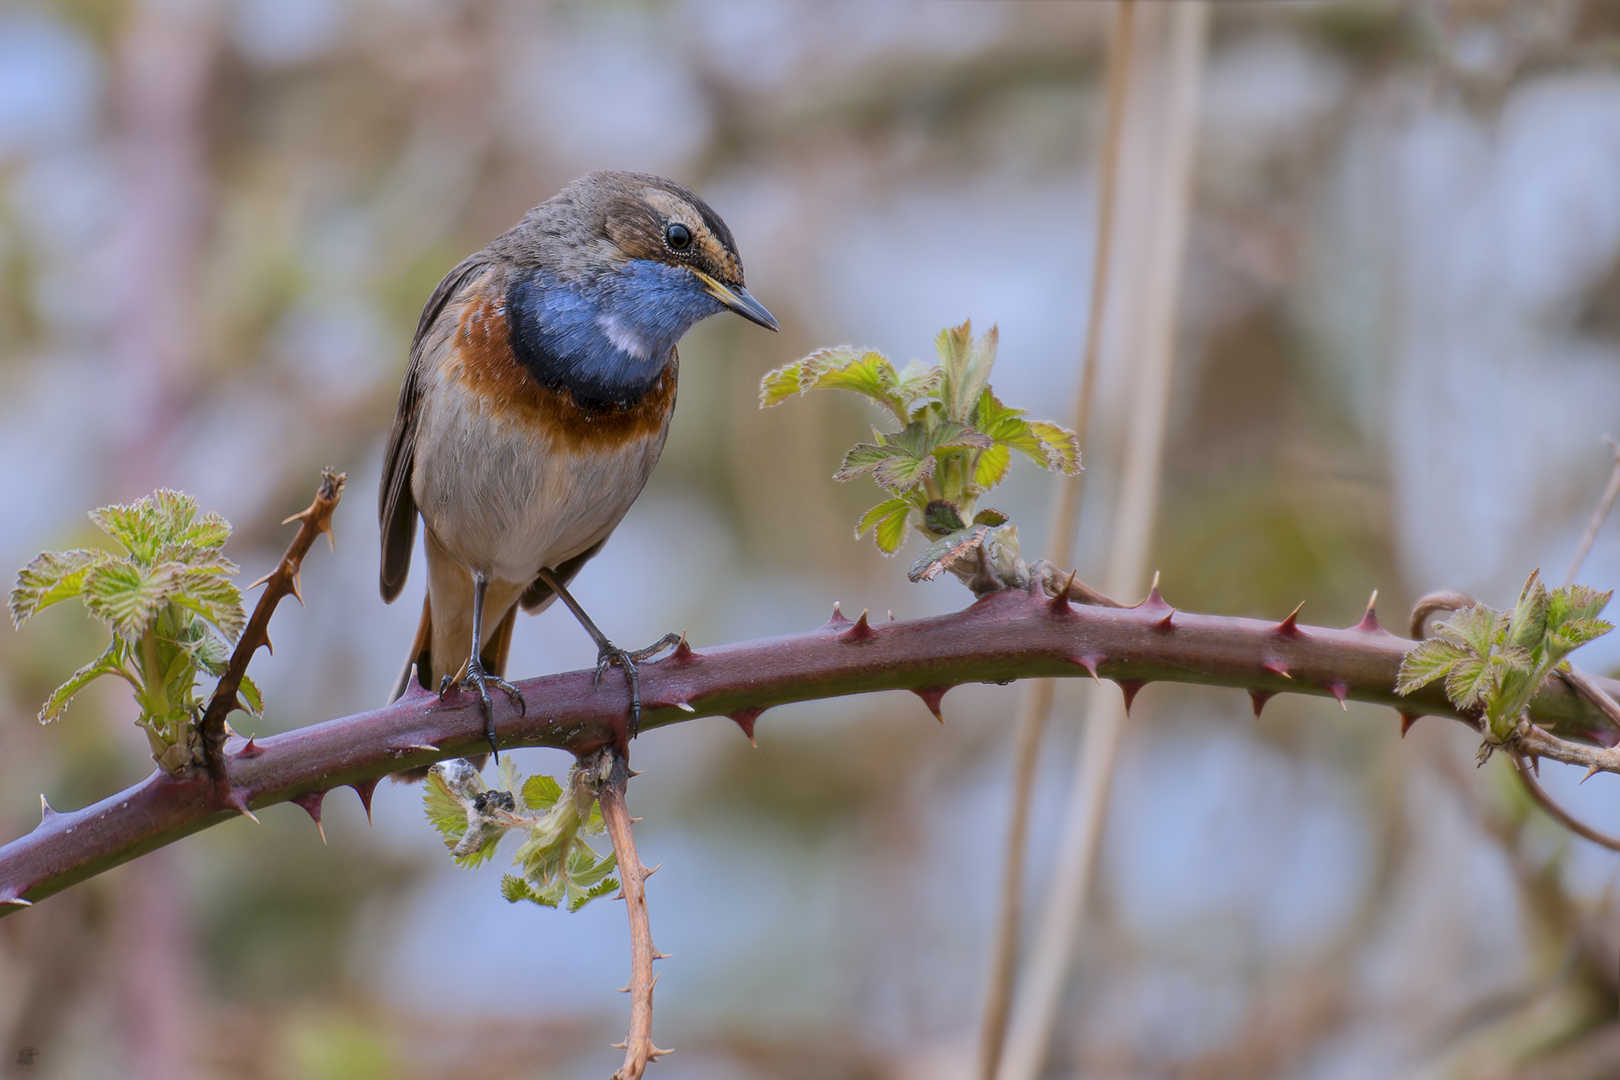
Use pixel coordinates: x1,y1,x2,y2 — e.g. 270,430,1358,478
110,2,218,1077
997,6,1207,1080
976,4,1135,1079
1563,439,1620,586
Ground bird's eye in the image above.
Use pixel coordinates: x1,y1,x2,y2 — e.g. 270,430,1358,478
666,223,692,251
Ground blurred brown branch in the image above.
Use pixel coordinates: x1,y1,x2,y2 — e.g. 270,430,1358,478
592,749,671,1080
4,581,1620,914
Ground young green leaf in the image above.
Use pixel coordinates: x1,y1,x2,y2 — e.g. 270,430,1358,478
522,773,564,812
759,360,809,407
80,562,184,640
923,501,966,534
570,876,621,913
936,322,997,424
501,874,559,908
1442,654,1493,710
872,452,937,492
10,549,110,626
173,565,245,642
236,674,264,717
40,642,129,723
423,768,471,847
972,443,1012,490
893,359,943,404
1394,638,1467,694
1027,421,1082,474
1507,570,1550,652
834,442,902,483
857,499,915,554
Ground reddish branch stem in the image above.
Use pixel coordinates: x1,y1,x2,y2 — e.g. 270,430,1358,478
197,470,345,807
4,587,1619,911
595,751,669,1079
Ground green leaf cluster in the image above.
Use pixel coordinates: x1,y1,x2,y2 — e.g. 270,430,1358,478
1396,570,1613,742
423,758,619,913
8,490,251,772
760,321,1080,555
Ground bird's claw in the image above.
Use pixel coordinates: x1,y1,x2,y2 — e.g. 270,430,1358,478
593,633,682,737
454,659,526,761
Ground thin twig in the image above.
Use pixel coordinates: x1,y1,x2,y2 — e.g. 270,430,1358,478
1564,438,1620,587
595,749,669,1080
197,469,345,809
1511,755,1620,853
1408,590,1478,639
1562,665,1620,731
1513,722,1620,780
978,7,1136,1076
1411,587,1620,851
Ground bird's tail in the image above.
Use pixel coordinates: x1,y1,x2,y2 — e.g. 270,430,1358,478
387,593,518,704
387,593,517,782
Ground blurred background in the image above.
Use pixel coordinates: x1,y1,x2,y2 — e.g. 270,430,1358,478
3,0,1620,1077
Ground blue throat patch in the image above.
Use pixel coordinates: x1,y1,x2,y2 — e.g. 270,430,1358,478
506,260,725,410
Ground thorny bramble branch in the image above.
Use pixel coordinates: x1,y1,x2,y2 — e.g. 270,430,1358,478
5,577,1620,912
197,469,345,813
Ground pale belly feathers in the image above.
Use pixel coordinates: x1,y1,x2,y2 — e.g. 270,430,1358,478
410,372,670,586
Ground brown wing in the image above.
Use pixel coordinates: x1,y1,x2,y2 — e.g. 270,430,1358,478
519,539,608,613
378,255,489,602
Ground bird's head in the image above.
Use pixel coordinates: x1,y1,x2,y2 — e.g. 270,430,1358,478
497,172,777,409
518,170,778,333
595,173,779,332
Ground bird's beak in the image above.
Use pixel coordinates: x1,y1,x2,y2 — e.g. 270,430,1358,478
692,269,779,332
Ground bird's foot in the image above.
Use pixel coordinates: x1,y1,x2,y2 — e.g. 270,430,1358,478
442,662,525,761
593,633,682,737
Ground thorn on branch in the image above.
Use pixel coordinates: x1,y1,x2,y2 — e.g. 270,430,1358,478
840,610,876,643
1274,601,1306,638
1250,690,1273,718
1262,659,1292,680
1139,571,1169,611
669,633,698,664
1350,590,1390,635
238,736,262,758
1327,680,1349,709
1399,712,1421,737
910,686,950,723
1071,653,1104,682
1118,679,1146,715
728,708,764,745
39,795,57,823
1048,570,1078,616
291,791,326,844
1154,609,1176,632
351,779,378,826
223,788,258,823
823,602,851,629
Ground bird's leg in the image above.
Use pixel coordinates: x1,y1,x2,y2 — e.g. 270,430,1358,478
535,568,680,737
460,569,525,760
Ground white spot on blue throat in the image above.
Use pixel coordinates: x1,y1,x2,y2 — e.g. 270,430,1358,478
595,312,651,359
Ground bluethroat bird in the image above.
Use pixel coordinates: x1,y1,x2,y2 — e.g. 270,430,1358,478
378,171,778,766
